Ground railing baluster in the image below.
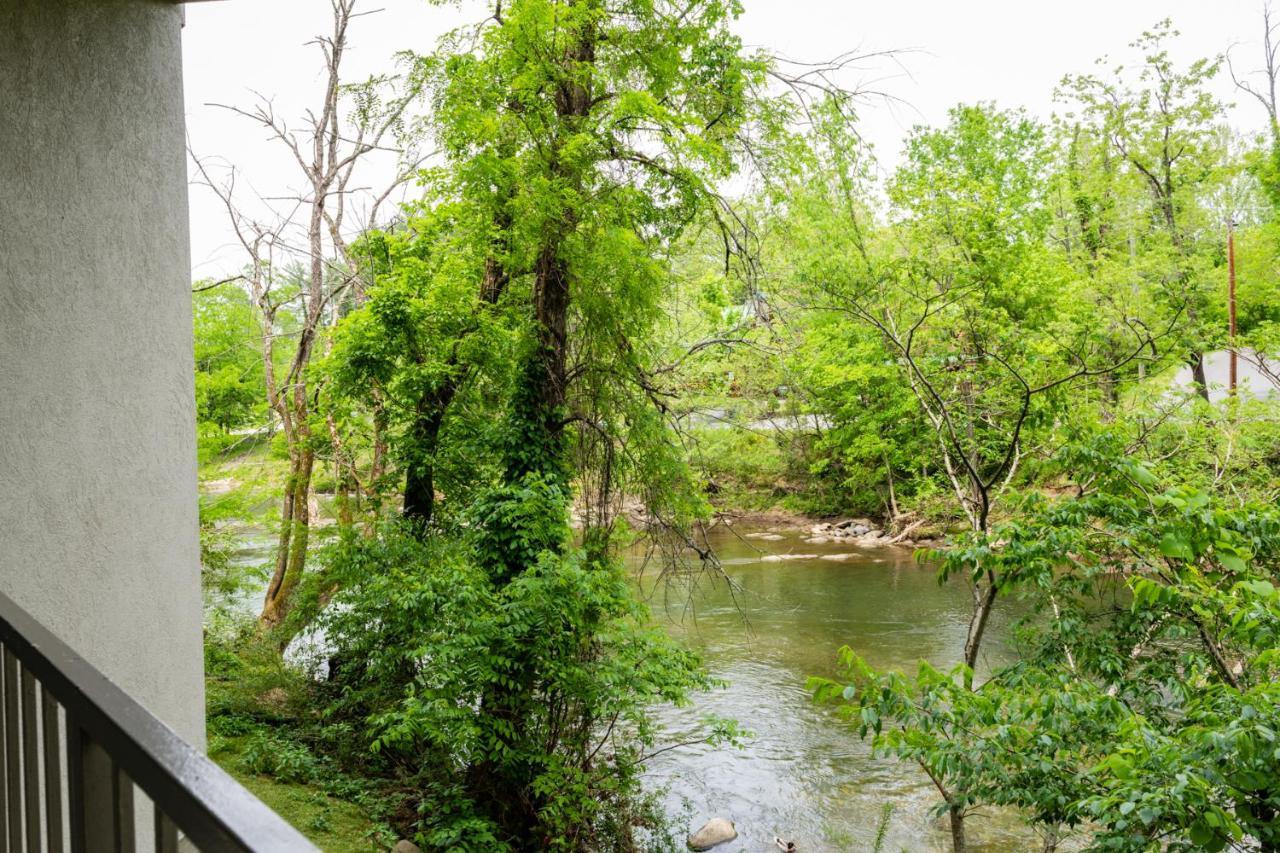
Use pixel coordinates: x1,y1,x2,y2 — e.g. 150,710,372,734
76,735,115,852
153,809,178,853
42,691,63,853
65,721,84,853
0,643,9,851
5,649,22,852
21,668,39,853
113,764,135,853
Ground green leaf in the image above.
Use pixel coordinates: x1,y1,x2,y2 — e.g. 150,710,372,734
1189,822,1214,847
1159,532,1193,560
1219,553,1246,573
1106,755,1134,780
1245,580,1275,598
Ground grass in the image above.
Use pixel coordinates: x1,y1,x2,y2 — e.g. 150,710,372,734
204,635,399,851
211,734,386,852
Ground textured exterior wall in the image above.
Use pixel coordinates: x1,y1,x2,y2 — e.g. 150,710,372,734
0,0,204,746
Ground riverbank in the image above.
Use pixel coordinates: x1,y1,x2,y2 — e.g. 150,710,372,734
710,511,946,551
204,519,1022,851
198,447,962,849
199,442,947,553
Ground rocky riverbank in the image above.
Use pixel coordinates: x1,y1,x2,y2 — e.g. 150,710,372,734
727,513,944,552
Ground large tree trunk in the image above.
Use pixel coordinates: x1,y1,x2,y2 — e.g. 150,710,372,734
402,402,445,525
473,6,595,842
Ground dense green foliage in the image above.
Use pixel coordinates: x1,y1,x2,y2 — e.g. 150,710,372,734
315,527,729,849
193,285,267,457
798,22,1280,853
816,439,1280,850
193,4,1280,850
284,0,765,846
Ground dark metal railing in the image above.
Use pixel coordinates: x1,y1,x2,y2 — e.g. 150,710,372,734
0,591,317,852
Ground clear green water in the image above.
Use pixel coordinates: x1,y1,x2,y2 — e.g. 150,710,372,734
223,521,1039,849
632,525,1036,852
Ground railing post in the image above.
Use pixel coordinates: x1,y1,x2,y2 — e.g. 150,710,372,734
67,723,118,852
21,668,40,853
43,691,63,852
154,809,179,853
1,643,9,849
5,648,22,851
112,764,135,853
81,735,115,852
66,721,84,853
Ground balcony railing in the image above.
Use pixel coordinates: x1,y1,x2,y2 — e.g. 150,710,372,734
0,591,317,852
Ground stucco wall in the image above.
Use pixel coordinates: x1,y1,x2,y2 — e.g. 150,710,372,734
0,0,204,746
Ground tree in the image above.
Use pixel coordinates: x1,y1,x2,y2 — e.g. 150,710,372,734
1229,3,1280,210
421,0,761,835
817,434,1280,852
790,102,1168,850
1060,20,1227,402
1228,4,1280,395
192,283,264,438
193,0,424,634
313,0,770,845
324,210,517,529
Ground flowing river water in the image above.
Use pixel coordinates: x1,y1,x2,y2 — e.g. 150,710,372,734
221,519,1039,851
631,524,1036,852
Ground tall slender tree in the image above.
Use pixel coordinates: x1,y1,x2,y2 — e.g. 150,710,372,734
396,0,764,838
195,0,422,633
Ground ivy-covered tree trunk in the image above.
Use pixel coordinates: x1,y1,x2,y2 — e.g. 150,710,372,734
468,6,595,842
402,401,444,525
261,440,315,631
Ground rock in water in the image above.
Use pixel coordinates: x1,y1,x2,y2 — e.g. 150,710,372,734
688,817,738,850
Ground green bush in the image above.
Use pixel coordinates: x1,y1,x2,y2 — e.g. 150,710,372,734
315,523,726,850
241,730,325,785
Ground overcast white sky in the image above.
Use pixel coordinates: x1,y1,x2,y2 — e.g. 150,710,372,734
183,0,1274,280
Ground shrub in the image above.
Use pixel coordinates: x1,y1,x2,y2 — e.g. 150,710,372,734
315,524,725,849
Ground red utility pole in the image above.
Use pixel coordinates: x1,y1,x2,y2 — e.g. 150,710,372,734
1228,219,1238,396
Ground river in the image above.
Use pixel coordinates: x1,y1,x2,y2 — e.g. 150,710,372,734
633,524,1036,852
218,519,1038,851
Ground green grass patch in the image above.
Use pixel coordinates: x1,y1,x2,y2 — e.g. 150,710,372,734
210,734,384,851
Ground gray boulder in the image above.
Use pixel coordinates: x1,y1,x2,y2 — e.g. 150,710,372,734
688,817,738,850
